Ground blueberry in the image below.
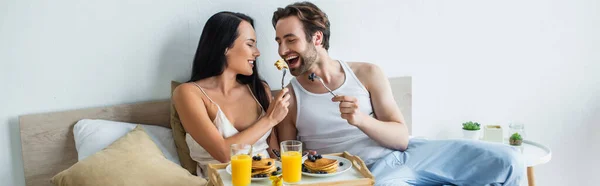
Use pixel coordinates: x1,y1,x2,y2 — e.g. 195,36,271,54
256,156,262,161
307,154,314,159
267,161,272,166
339,162,344,166
309,73,316,81
316,154,322,159
272,171,279,176
277,167,281,171
323,171,328,174
252,156,257,161
302,167,308,172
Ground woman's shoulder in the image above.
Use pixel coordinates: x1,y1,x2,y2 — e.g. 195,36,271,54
172,82,205,105
173,82,197,95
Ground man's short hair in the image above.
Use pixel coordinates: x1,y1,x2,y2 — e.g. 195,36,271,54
272,1,331,50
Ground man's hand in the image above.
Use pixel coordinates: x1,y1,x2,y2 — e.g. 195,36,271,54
332,95,367,127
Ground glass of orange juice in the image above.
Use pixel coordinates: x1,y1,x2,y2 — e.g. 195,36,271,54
230,144,252,186
281,140,302,184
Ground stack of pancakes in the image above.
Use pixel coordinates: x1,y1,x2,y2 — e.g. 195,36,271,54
251,157,277,177
303,157,338,174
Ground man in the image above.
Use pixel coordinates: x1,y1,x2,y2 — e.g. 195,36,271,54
272,2,525,186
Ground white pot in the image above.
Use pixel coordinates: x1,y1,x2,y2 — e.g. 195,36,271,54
462,129,481,140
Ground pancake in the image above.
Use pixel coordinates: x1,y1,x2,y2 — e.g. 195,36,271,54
252,158,275,169
304,158,337,169
303,157,338,173
251,166,277,176
250,156,279,177
305,166,337,173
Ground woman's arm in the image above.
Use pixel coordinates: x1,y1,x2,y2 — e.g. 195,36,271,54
263,84,282,158
172,83,278,163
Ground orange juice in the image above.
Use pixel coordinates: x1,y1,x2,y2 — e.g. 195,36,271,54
281,151,302,183
231,154,251,186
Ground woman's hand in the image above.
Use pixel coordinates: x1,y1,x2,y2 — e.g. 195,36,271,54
266,88,290,125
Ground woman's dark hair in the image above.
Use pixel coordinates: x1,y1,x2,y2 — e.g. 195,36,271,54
188,11,269,111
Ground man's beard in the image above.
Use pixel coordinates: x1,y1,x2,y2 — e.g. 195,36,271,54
290,44,318,76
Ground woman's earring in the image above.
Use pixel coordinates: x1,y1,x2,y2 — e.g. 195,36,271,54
224,48,229,55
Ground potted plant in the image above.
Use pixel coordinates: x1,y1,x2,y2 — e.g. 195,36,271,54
462,121,481,140
509,133,523,146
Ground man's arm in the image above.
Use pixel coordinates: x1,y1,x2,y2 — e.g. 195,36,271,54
332,63,409,151
266,126,280,158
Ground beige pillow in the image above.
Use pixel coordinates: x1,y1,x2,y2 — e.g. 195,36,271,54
51,125,206,186
170,81,198,175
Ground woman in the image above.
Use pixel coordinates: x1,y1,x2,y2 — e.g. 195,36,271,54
172,11,290,178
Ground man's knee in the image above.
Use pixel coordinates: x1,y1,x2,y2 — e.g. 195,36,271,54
469,144,526,184
495,146,526,178
506,148,525,168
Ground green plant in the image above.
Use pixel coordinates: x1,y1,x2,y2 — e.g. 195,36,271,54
509,132,523,146
510,133,523,141
462,121,481,130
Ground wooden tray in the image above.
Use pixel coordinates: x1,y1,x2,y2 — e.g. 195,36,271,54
207,151,375,186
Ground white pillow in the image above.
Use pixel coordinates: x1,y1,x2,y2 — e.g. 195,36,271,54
73,119,181,165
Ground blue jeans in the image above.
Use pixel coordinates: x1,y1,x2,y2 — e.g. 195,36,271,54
368,138,525,186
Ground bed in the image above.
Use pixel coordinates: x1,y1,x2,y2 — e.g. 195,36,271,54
18,77,412,186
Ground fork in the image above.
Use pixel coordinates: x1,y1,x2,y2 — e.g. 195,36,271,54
281,70,287,89
247,144,253,156
309,73,337,97
271,149,281,161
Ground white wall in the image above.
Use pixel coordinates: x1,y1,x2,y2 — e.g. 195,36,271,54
1,0,598,185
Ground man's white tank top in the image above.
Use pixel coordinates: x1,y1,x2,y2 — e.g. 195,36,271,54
290,60,393,165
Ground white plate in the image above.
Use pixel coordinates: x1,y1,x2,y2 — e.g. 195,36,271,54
226,161,282,181
301,155,353,177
